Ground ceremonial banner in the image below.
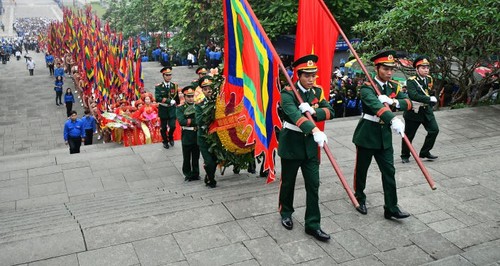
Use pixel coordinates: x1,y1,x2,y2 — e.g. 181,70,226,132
295,0,339,103
222,0,282,183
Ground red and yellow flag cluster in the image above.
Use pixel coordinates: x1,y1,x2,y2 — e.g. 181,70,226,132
46,6,144,109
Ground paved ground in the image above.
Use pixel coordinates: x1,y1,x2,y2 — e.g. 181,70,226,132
1,1,500,266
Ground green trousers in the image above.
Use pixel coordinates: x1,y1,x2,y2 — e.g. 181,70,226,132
182,143,200,179
199,142,217,179
279,157,321,230
354,146,399,212
401,116,439,158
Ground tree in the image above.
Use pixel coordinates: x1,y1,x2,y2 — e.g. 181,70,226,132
353,0,500,106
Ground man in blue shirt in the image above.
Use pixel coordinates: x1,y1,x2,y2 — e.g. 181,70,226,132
64,111,86,154
54,62,65,79
45,53,54,76
82,109,97,145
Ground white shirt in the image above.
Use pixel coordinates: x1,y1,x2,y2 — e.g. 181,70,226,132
26,60,35,69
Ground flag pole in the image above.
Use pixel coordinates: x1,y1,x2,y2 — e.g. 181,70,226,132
240,0,358,207
277,63,359,208
318,0,436,190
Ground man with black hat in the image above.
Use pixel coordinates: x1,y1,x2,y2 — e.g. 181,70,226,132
401,56,439,163
155,66,180,149
195,76,218,188
177,85,200,181
278,54,334,242
352,50,412,220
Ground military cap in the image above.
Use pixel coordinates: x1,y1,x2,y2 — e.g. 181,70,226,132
196,66,208,75
160,66,172,74
182,85,195,95
370,50,397,67
199,75,214,87
413,55,430,68
292,54,318,73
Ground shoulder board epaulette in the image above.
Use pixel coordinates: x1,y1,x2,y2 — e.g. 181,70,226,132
408,76,417,80
284,86,293,91
364,81,372,86
155,83,162,86
427,75,433,80
314,84,323,90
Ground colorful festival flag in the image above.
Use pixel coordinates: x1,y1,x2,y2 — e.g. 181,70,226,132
223,0,282,183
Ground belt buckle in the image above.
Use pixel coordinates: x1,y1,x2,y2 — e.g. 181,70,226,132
379,120,385,125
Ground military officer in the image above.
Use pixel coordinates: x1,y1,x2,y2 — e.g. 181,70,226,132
278,54,334,242
195,76,218,188
177,85,200,181
154,66,180,149
401,56,439,163
352,50,412,219
192,66,208,104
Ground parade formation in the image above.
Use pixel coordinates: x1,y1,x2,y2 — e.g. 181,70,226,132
1,0,499,265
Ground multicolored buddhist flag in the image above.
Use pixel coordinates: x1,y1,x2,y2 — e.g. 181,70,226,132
223,0,282,183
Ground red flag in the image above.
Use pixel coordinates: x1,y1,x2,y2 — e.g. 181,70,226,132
294,0,338,104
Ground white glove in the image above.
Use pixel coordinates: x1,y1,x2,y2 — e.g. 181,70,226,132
390,118,405,137
429,96,437,103
170,99,176,106
378,95,394,105
312,131,328,147
298,102,316,115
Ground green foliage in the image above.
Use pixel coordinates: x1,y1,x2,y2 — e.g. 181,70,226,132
198,73,254,170
353,0,500,106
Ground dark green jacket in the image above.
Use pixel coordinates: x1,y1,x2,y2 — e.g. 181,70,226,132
195,98,211,147
176,103,197,146
353,80,411,149
278,84,334,160
403,75,435,122
154,82,179,119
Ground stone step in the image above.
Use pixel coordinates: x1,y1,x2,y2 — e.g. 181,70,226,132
0,223,80,245
0,211,73,233
66,190,185,215
73,195,202,224
0,205,68,224
66,188,170,208
79,198,212,229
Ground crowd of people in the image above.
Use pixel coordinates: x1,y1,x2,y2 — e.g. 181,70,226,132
8,14,446,244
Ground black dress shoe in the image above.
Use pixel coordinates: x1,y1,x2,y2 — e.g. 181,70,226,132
305,228,330,242
384,209,410,219
419,153,438,160
281,217,293,230
206,179,217,188
356,203,367,215
163,143,170,149
189,176,201,181
169,140,175,147
401,157,410,163
204,175,209,184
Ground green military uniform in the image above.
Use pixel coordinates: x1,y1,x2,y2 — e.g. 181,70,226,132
154,67,180,147
278,81,334,230
195,76,218,187
401,57,439,160
352,50,412,214
177,86,200,181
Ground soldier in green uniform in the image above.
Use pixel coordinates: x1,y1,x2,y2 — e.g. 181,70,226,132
177,86,200,181
154,66,180,149
401,56,439,163
352,50,412,219
195,76,218,188
278,55,334,242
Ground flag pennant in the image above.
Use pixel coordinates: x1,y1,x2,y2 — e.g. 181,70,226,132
223,0,282,183
295,0,339,103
